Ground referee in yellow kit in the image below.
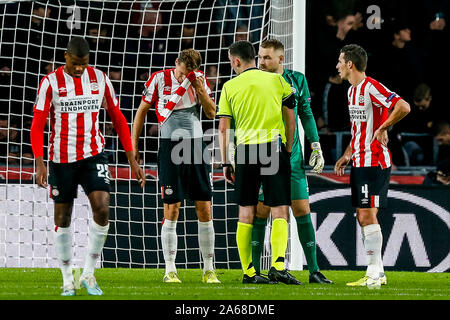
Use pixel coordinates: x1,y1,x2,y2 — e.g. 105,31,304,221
218,40,301,285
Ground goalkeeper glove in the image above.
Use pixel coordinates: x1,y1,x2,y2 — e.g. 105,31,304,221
309,142,324,173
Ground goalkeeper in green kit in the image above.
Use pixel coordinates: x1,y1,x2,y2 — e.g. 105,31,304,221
253,39,332,284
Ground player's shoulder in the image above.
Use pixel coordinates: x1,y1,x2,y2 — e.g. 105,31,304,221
365,76,386,90
39,68,59,87
83,65,109,82
260,69,284,82
284,68,305,79
148,68,170,81
144,69,167,87
43,66,61,79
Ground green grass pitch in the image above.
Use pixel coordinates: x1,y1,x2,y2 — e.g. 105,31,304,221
0,268,449,300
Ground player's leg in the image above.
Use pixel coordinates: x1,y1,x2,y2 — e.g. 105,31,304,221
252,199,270,275
347,166,390,288
188,139,220,282
195,200,220,283
357,207,382,277
266,205,301,285
262,142,301,285
346,207,383,289
49,161,77,296
84,191,110,279
289,151,326,280
77,190,110,295
237,205,260,281
234,144,272,284
234,182,261,281
162,202,182,283
78,153,112,295
291,199,332,284
159,139,184,282
269,205,289,271
54,202,76,296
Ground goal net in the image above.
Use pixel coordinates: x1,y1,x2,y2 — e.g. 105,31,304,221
0,0,302,270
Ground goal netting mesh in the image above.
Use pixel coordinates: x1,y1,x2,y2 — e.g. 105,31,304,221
0,0,299,270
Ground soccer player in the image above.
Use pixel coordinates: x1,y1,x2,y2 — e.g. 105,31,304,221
334,44,410,288
252,39,332,284
132,49,220,284
218,40,301,285
30,37,145,296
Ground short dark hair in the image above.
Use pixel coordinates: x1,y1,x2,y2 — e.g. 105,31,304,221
67,37,90,58
261,39,284,52
433,120,449,136
340,44,368,72
413,83,431,102
229,40,255,63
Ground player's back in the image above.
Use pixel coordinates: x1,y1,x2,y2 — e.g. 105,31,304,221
221,69,292,145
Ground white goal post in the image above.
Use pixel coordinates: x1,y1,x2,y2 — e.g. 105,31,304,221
0,0,306,271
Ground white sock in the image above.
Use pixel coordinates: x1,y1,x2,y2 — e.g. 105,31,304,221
161,219,178,274
362,224,383,279
198,220,215,273
82,220,109,277
53,226,74,287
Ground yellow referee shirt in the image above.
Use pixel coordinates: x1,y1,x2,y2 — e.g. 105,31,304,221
217,68,294,145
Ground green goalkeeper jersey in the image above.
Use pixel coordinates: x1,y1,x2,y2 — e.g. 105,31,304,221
282,69,319,156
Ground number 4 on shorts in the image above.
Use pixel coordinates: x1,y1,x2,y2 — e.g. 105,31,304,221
361,184,368,198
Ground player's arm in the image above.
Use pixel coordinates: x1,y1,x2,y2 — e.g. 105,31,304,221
192,75,216,119
282,106,295,153
104,75,145,187
295,75,324,173
334,143,352,176
217,86,234,183
131,99,152,163
31,110,49,188
30,77,52,188
280,76,296,153
371,99,410,146
218,116,234,183
295,74,320,144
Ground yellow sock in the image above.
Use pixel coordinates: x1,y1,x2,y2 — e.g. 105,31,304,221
236,222,256,277
271,218,288,271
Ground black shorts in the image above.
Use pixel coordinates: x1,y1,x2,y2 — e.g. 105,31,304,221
234,141,291,207
48,152,111,203
350,166,391,208
158,138,212,204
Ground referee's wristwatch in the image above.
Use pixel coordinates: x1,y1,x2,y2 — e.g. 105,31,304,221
220,163,233,168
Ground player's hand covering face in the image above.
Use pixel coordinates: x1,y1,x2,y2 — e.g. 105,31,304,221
191,76,204,91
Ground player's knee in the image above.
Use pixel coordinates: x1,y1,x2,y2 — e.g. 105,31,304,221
356,208,378,226
196,204,212,222
164,203,181,220
270,205,289,220
291,199,310,217
54,203,74,227
91,203,109,224
256,202,270,219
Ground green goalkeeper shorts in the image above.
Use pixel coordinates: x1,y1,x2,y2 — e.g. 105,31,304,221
258,147,309,202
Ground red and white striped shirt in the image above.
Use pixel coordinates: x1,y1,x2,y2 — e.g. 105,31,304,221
348,77,401,169
31,66,132,163
142,68,213,124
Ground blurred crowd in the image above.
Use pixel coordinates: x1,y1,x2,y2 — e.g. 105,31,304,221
307,0,449,173
0,0,448,181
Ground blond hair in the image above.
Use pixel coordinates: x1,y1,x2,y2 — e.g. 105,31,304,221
178,48,202,71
